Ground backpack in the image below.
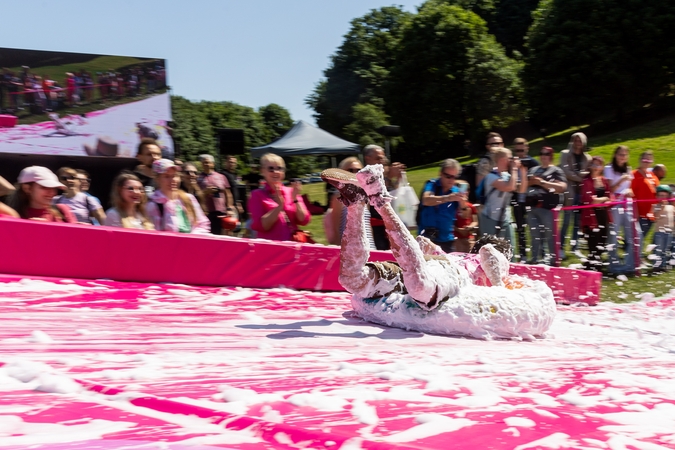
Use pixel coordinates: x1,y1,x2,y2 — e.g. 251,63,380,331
415,179,442,233
460,153,492,204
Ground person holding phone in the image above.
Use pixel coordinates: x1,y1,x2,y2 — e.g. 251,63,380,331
418,159,466,253
249,153,310,241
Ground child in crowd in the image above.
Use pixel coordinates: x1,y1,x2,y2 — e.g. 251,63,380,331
454,182,478,253
8,166,77,223
651,185,674,272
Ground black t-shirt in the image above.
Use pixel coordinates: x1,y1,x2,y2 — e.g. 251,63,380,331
220,170,238,203
133,168,154,188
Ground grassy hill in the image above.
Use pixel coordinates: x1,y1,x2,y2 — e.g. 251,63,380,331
296,115,675,302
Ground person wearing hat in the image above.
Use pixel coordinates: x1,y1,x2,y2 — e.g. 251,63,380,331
146,159,210,234
652,184,674,272
8,166,76,223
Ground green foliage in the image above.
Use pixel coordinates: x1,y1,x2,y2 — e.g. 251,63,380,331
491,0,540,56
386,3,523,148
524,0,675,128
305,6,412,142
259,103,294,141
171,96,292,166
343,103,391,147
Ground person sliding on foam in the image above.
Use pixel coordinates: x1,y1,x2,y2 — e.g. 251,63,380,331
321,165,556,340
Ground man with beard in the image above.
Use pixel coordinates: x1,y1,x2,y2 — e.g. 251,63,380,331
134,138,162,189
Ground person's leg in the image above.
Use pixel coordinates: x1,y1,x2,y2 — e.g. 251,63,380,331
358,165,456,308
514,202,528,261
571,193,581,250
337,200,384,297
527,208,541,263
560,206,571,250
607,206,623,273
652,231,666,270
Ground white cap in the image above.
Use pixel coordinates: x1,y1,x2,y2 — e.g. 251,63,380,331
17,166,65,189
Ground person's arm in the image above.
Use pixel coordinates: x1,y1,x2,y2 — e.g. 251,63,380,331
291,183,310,226
560,151,582,183
92,207,106,224
189,195,212,234
256,185,284,232
0,176,15,198
475,157,491,189
103,208,122,227
0,202,19,218
493,166,519,193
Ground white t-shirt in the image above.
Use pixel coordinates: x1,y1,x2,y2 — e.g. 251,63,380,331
603,164,632,198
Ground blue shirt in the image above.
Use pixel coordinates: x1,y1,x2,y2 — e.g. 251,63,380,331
420,179,459,242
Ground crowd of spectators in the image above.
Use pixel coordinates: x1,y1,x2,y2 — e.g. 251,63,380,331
0,64,166,114
412,133,671,275
0,132,672,276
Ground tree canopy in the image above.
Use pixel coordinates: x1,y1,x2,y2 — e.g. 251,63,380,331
524,0,675,127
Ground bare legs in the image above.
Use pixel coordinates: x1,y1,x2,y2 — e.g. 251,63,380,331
338,201,380,297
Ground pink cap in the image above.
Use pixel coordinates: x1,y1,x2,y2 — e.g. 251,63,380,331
17,166,65,189
152,158,179,174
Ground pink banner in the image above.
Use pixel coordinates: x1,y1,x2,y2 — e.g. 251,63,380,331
0,216,601,304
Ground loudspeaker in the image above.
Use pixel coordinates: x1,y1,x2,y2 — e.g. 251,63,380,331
217,128,245,156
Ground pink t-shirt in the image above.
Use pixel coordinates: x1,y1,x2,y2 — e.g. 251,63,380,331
25,204,77,223
249,184,310,241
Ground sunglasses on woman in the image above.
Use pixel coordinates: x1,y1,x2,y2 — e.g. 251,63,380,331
267,166,285,172
346,168,361,173
60,175,76,181
442,172,457,179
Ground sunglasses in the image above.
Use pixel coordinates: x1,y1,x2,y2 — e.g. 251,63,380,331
442,172,457,179
514,149,526,152
185,170,198,176
267,166,285,172
77,177,91,183
346,168,361,173
540,153,553,157
125,186,145,194
488,141,504,147
60,175,76,181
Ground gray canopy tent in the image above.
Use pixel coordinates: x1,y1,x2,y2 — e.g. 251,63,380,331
250,120,361,160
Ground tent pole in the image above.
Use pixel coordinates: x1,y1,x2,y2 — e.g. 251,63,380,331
331,156,337,168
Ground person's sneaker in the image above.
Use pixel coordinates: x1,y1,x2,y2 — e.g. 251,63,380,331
320,168,367,207
356,164,393,207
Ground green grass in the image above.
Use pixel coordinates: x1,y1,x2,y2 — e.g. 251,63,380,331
298,116,675,302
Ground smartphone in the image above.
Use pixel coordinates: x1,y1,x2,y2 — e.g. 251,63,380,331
457,183,468,193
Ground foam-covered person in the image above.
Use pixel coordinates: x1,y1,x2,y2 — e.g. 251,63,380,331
9,166,76,223
249,153,310,241
146,159,210,234
321,164,556,340
104,172,154,230
53,167,106,224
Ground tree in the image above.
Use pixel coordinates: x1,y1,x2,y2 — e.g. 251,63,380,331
524,0,675,128
305,6,411,142
259,103,294,141
385,2,523,152
491,0,540,57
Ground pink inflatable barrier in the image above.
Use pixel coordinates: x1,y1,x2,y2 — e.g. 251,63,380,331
0,216,601,304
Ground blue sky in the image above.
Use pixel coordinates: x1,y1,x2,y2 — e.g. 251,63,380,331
1,0,422,124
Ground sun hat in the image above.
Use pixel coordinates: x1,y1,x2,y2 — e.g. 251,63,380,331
17,166,65,189
152,159,179,174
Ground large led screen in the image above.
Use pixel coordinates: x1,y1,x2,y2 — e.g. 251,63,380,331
0,47,173,158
